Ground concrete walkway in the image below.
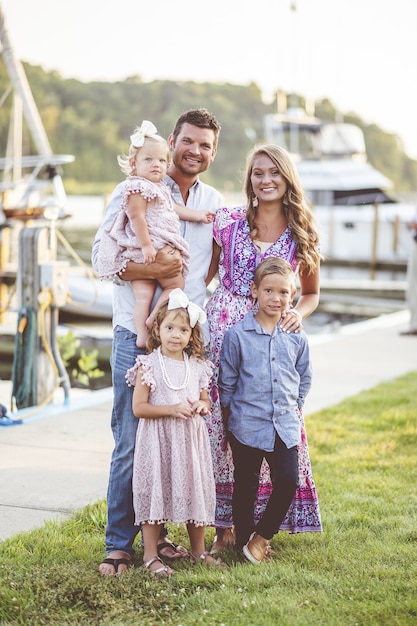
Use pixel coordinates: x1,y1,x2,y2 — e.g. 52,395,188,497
0,310,416,541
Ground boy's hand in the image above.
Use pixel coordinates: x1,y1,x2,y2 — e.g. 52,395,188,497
222,405,230,431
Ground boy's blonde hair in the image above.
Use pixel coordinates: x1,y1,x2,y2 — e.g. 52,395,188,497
253,257,297,293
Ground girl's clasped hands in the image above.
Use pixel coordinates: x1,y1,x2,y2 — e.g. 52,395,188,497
171,397,211,420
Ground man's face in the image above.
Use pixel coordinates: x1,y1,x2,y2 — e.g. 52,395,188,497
168,123,217,177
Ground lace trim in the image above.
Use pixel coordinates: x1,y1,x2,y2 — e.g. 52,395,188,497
137,519,214,527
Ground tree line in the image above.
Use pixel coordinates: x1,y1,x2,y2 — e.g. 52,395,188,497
1,60,416,195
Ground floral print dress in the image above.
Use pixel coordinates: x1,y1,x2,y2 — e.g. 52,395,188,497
205,206,322,533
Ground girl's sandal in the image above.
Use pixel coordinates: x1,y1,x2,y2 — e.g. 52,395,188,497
144,556,174,579
191,550,228,570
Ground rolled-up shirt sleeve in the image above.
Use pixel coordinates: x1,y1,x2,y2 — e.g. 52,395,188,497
91,183,124,272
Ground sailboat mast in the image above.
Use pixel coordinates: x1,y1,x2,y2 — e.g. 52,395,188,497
0,2,53,158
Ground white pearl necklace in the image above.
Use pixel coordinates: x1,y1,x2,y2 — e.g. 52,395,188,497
157,347,190,390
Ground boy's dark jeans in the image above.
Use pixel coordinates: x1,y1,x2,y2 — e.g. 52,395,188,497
228,431,298,550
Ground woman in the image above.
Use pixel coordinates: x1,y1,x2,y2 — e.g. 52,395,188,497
205,144,323,552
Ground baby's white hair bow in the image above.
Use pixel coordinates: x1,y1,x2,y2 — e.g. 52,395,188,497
130,120,158,147
167,288,207,328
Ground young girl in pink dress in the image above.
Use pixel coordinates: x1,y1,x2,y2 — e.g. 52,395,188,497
98,121,214,348
126,288,227,577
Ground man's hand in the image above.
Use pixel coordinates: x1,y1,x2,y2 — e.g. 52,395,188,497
121,245,182,281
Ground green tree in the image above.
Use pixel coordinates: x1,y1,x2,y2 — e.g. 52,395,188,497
1,60,416,193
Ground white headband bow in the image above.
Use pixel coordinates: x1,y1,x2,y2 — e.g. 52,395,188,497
130,120,158,148
167,288,207,328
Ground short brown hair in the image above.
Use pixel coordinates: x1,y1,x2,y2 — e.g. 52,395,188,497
171,108,221,149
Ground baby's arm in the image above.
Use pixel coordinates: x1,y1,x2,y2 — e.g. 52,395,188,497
174,203,215,224
128,193,156,264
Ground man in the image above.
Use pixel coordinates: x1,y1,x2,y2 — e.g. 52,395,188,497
92,109,223,575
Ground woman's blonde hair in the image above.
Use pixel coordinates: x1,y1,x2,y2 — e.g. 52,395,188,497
244,144,322,274
117,131,168,176
146,302,206,360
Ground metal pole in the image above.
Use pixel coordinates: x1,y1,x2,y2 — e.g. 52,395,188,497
0,4,53,159
370,203,379,280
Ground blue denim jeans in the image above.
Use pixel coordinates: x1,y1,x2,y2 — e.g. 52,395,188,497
105,326,142,556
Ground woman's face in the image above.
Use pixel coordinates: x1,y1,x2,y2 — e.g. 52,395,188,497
250,154,287,205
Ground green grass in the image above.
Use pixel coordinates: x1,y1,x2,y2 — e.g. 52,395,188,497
1,371,417,626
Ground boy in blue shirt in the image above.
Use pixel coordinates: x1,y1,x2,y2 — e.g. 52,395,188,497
219,257,312,563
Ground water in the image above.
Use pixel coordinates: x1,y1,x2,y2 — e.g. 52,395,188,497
56,194,408,338
2,196,409,392
62,195,107,229
58,194,412,273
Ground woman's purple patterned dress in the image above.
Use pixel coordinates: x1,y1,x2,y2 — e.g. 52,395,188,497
205,206,322,533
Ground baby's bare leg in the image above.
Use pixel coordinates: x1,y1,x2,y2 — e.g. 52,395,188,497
145,274,185,329
130,279,156,348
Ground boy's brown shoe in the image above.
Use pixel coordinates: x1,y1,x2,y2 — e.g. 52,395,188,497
242,532,270,564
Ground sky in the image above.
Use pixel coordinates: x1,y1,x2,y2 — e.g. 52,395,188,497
1,0,416,158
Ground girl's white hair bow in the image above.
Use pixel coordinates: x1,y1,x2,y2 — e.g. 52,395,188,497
167,288,207,328
130,120,158,147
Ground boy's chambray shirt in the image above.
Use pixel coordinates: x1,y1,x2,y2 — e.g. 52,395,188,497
219,311,312,451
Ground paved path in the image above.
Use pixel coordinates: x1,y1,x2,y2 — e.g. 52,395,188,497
0,310,416,541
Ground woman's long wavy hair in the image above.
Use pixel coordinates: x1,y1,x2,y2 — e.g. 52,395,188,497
244,144,322,274
146,302,206,360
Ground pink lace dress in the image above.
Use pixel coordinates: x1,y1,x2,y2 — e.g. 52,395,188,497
97,176,190,279
126,348,215,527
205,206,322,533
